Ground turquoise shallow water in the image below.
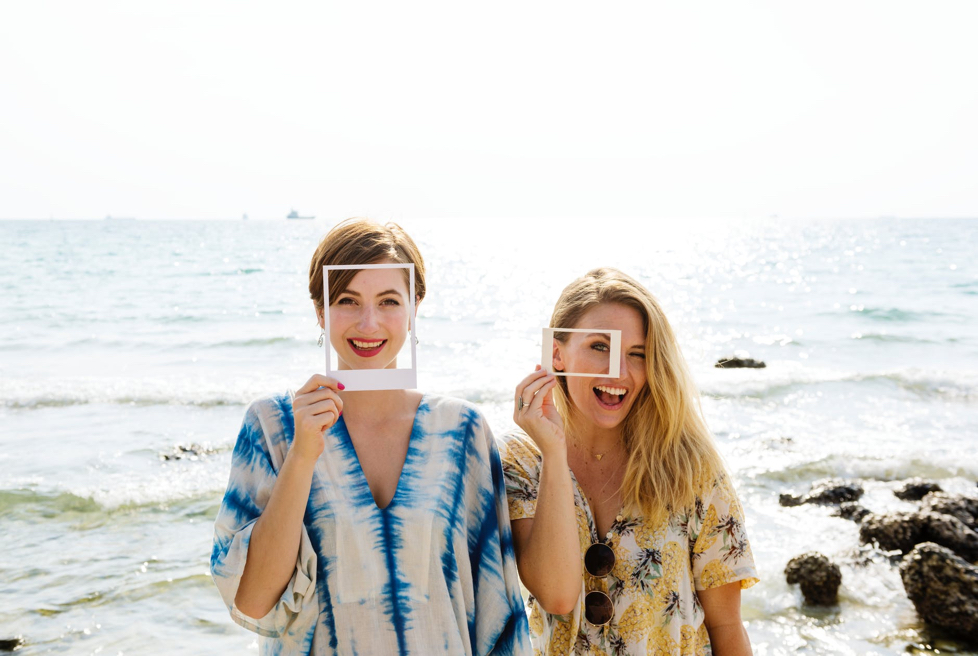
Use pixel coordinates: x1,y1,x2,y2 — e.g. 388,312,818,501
1,218,976,654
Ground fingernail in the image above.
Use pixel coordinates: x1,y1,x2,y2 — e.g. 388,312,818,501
338,383,345,390
339,411,343,417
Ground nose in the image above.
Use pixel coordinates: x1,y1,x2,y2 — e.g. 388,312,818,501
617,350,629,379
356,305,380,333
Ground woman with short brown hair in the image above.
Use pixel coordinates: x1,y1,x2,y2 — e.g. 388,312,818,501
211,218,530,655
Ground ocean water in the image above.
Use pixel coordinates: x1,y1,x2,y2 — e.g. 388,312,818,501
1,218,976,655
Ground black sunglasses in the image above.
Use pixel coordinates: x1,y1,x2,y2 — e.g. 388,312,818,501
583,541,616,626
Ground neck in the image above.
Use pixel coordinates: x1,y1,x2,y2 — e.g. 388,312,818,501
566,417,624,458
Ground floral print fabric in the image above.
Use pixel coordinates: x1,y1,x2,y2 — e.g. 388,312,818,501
500,431,758,656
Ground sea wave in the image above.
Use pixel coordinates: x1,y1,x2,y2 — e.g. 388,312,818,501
849,332,939,344
0,485,224,518
751,453,978,485
0,377,287,409
0,489,103,517
697,363,978,402
850,307,966,323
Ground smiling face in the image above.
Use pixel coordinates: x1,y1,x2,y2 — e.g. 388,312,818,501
327,266,413,370
559,302,648,432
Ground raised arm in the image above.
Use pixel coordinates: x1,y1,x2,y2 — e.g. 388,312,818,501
234,374,343,618
510,367,581,615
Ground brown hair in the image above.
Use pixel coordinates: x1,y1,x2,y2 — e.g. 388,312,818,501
308,218,426,315
551,267,727,523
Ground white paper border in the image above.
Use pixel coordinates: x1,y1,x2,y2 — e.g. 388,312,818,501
542,328,621,378
324,263,417,391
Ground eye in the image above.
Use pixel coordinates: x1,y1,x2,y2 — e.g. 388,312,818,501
629,352,646,359
336,297,357,306
590,342,610,352
381,298,401,306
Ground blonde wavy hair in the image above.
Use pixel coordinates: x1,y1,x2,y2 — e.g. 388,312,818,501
551,267,727,524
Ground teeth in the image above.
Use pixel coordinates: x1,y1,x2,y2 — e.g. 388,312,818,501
352,339,385,349
595,385,627,396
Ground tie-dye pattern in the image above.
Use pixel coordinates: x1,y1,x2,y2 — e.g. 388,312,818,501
211,393,531,656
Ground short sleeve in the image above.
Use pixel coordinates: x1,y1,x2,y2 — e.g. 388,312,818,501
497,431,543,521
210,399,319,638
690,473,760,591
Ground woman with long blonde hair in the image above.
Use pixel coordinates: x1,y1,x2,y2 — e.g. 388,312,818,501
501,268,758,655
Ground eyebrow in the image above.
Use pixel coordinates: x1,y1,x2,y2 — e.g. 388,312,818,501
585,333,644,349
339,288,405,299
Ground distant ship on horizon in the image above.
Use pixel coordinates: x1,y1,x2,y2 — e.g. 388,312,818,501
286,209,315,220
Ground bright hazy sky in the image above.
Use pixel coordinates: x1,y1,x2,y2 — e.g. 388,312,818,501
1,1,976,220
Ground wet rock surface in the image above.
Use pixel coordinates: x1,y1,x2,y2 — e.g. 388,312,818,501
859,511,978,561
785,552,842,606
900,542,978,641
779,479,865,507
921,492,978,531
160,443,218,461
714,357,766,369
835,502,871,522
894,479,943,501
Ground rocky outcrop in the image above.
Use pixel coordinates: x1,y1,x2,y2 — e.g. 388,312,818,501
835,502,871,523
780,479,865,507
921,492,978,531
859,511,978,561
160,443,218,461
894,479,942,501
715,357,766,369
900,542,978,641
0,637,24,652
785,552,842,606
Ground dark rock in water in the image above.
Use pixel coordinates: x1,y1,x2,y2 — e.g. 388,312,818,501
900,542,978,641
715,357,766,369
161,443,217,461
921,492,978,531
0,637,24,651
836,502,871,523
779,493,803,507
894,478,942,501
785,552,842,606
859,511,978,561
779,479,865,507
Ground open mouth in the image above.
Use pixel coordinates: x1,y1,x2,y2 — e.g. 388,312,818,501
593,384,627,410
348,338,387,357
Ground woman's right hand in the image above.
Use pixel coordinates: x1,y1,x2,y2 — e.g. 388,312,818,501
514,365,565,458
291,374,344,463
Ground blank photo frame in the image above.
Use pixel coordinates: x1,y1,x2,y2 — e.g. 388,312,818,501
542,328,621,377
323,263,417,391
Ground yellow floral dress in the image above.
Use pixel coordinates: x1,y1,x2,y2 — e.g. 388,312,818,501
500,431,759,656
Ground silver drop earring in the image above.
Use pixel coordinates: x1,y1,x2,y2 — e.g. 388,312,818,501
318,329,325,348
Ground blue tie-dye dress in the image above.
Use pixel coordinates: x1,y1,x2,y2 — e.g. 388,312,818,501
211,392,531,656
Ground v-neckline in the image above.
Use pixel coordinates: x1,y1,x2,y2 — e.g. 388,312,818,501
336,393,427,513
568,466,625,543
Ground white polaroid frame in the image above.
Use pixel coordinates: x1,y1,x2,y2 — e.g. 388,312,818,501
324,263,417,391
542,328,621,378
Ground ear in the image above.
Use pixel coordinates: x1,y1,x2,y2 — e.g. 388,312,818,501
552,339,566,372
315,305,325,330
